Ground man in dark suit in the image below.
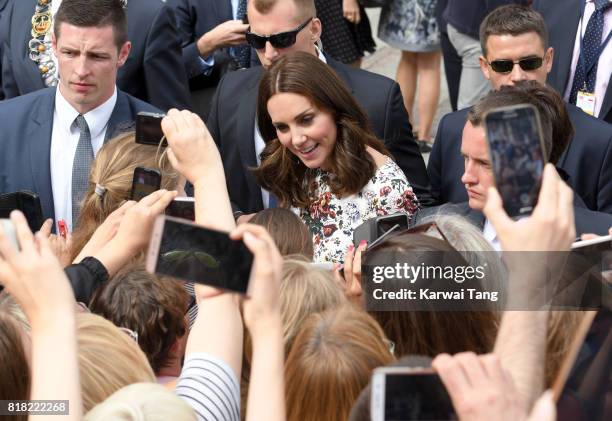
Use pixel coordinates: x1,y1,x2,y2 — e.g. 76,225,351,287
533,0,612,124
167,0,250,119
0,0,158,230
428,5,612,213
209,0,431,221
416,84,612,240
0,0,11,100
1,0,190,111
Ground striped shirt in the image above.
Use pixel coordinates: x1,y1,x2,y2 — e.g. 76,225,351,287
176,353,241,421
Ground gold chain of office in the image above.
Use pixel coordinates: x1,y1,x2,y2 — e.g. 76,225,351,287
28,0,128,87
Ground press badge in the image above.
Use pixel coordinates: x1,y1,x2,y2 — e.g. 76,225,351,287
576,91,596,116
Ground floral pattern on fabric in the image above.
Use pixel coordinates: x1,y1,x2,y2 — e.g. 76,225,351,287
295,159,419,263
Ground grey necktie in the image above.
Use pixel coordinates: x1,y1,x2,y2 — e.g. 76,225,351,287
71,114,93,226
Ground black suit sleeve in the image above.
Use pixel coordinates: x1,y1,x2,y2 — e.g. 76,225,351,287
0,0,17,99
142,4,192,111
598,133,612,213
382,81,433,207
427,113,447,207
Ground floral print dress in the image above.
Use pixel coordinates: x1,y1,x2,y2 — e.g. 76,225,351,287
294,159,419,263
378,0,440,52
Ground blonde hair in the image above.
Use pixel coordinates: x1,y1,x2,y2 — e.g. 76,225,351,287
77,313,155,412
280,256,346,354
71,132,180,260
85,383,195,421
285,305,393,421
0,291,31,332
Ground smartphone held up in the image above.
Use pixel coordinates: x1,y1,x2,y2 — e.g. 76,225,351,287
146,216,253,294
484,104,546,218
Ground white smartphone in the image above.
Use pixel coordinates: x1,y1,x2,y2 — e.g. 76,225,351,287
571,235,612,250
165,196,195,221
0,219,19,251
370,367,457,421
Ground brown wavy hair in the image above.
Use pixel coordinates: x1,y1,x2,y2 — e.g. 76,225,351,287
70,132,179,261
250,208,314,259
252,51,389,208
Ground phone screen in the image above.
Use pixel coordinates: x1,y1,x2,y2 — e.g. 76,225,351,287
135,112,167,147
165,198,195,221
384,373,456,420
130,167,161,201
557,309,611,421
150,216,253,293
484,105,545,218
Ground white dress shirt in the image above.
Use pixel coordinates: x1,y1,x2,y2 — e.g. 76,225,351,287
253,48,328,208
564,0,612,118
50,86,117,231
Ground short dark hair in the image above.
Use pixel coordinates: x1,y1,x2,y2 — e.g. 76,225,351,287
467,80,573,165
54,0,128,50
253,0,316,21
479,5,548,57
89,264,189,374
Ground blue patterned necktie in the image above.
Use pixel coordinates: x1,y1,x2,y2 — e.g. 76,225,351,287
234,0,250,68
268,193,278,208
71,114,94,226
569,0,612,104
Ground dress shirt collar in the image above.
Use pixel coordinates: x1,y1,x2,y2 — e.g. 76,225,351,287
55,86,118,138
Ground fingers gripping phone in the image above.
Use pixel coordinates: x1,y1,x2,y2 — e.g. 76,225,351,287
0,219,19,251
146,215,254,294
371,367,457,421
484,104,546,218
130,167,162,201
135,112,167,147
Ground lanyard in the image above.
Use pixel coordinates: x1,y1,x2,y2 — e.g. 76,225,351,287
578,0,612,82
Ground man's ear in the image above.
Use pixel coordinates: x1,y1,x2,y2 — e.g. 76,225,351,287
479,55,491,80
544,47,554,74
117,41,131,67
310,17,322,43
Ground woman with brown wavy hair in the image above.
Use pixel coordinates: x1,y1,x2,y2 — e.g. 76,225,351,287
253,52,419,264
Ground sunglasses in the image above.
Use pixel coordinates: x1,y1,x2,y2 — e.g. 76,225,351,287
246,17,313,50
487,56,543,73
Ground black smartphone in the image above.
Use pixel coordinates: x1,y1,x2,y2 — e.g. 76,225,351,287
371,368,457,421
353,213,409,247
0,190,44,233
165,197,195,221
135,111,167,147
146,215,254,294
130,167,162,201
484,104,546,218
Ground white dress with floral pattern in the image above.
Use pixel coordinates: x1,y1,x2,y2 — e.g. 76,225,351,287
294,159,419,263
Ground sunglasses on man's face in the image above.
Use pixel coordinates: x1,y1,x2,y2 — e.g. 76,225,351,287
246,17,313,50
487,56,544,74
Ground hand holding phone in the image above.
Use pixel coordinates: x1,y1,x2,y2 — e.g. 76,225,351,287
0,219,19,251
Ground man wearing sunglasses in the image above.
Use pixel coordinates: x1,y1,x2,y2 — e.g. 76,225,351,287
427,4,612,214
206,0,432,222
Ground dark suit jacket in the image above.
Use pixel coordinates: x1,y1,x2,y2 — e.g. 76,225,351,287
0,87,158,221
413,202,612,236
0,0,11,100
427,104,612,213
167,0,236,81
533,0,612,124
207,57,431,214
1,0,191,111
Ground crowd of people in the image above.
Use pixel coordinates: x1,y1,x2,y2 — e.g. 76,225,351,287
0,0,611,420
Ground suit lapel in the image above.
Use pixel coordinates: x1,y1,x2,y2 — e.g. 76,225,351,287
237,69,264,208
28,89,56,220
218,0,233,21
105,90,132,141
